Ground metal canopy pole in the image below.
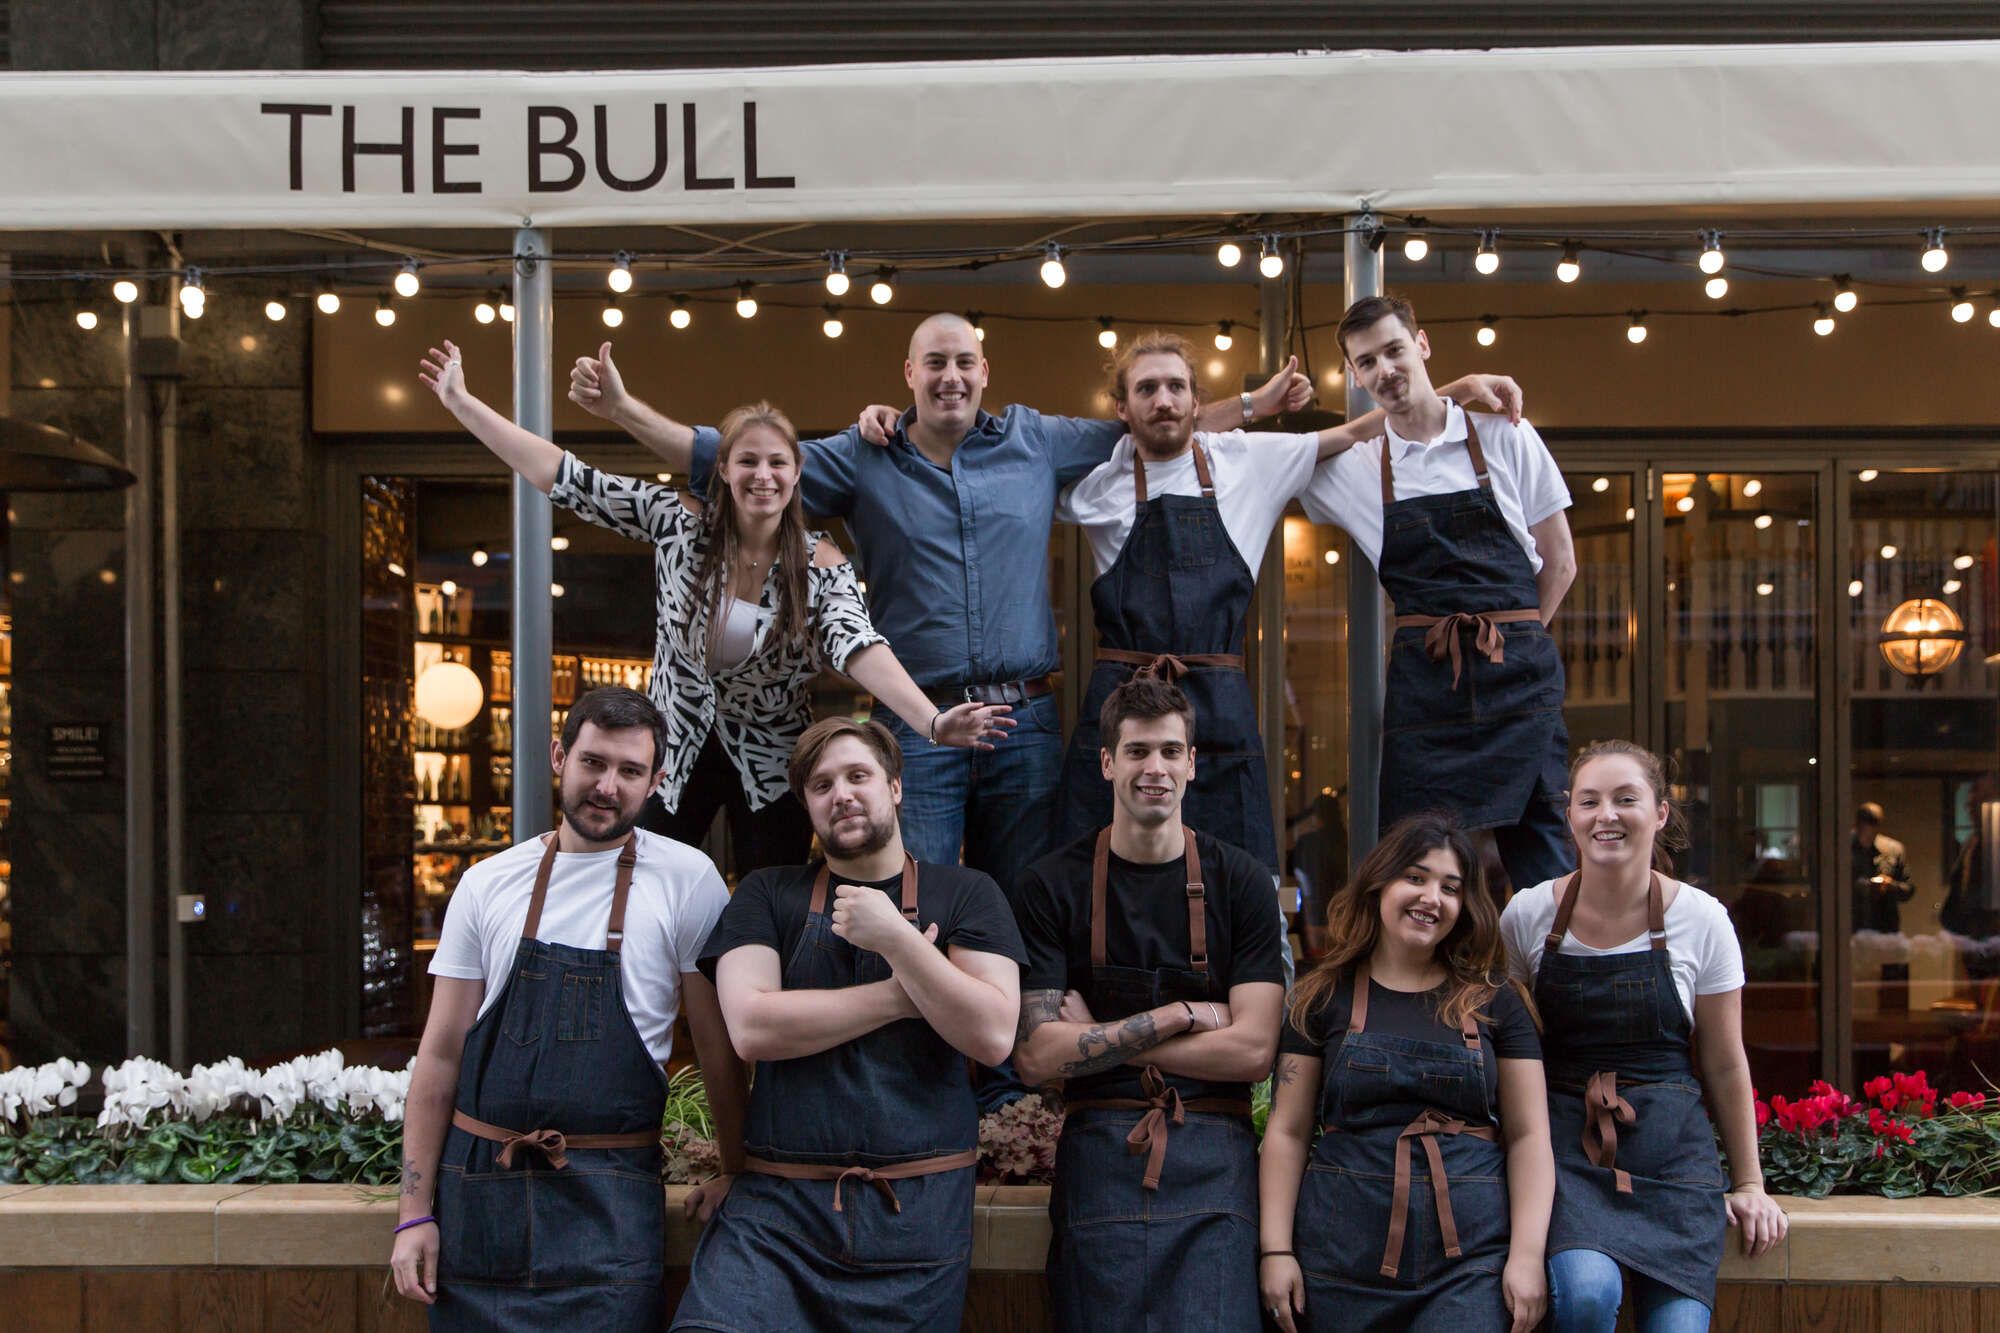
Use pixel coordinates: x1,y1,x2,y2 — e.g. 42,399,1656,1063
121,245,157,1057
511,228,555,839
1344,215,1384,872
1257,258,1290,861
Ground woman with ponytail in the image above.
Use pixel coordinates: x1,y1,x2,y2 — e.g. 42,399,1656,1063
1259,813,1553,1332
1498,740,1787,1332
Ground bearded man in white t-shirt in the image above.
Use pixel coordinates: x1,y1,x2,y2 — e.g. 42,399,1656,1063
389,687,744,1329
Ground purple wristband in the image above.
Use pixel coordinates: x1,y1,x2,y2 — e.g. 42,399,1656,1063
394,1215,437,1234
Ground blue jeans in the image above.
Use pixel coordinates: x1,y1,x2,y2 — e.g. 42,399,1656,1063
877,691,1064,899
1549,1249,1711,1333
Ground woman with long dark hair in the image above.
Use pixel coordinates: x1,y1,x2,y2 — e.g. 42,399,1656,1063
1260,812,1554,1332
419,342,1006,870
1498,740,1787,1331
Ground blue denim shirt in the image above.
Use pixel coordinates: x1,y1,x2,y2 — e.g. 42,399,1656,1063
690,404,1120,689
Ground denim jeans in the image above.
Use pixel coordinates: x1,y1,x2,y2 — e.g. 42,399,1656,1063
1549,1249,1711,1333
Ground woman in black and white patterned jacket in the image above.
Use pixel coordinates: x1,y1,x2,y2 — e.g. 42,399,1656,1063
419,341,1011,870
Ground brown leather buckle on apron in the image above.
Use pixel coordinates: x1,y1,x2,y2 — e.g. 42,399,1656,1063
451,1109,659,1169
1091,827,1207,974
742,1148,978,1213
1064,1064,1251,1191
809,852,920,923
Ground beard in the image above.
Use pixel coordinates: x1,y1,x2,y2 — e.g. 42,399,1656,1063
818,806,897,857
1131,414,1193,458
560,784,643,845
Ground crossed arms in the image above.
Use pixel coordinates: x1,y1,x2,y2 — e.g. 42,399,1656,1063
1012,981,1282,1086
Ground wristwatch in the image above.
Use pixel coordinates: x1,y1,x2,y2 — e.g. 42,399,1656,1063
1240,391,1255,424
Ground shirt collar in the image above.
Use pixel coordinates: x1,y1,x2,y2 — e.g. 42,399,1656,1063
1384,398,1465,462
892,406,1002,446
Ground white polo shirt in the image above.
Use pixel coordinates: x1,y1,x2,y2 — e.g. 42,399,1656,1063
429,829,729,1063
1057,429,1321,577
1299,400,1571,572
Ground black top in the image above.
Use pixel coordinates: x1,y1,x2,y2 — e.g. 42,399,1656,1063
1281,972,1542,1109
696,860,1026,1162
1013,827,1286,1103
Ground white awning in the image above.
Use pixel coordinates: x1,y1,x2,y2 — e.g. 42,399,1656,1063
3,41,1998,229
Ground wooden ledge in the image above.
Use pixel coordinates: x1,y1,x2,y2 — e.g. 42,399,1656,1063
0,1186,1991,1284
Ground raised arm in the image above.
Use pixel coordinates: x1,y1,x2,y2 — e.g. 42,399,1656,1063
567,341,698,473
390,976,483,1305
1695,988,1788,1258
1498,1056,1554,1333
679,970,747,1221
1258,1052,1322,1333
714,943,918,1062
1310,373,1526,461
1193,355,1314,434
1529,509,1576,622
418,341,564,493
1134,980,1283,1083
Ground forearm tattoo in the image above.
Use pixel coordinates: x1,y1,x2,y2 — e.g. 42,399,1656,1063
1018,989,1062,1044
402,1157,423,1197
1060,1011,1166,1078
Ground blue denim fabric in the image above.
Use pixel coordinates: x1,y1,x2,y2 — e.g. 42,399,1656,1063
1548,1250,1712,1333
691,406,1121,689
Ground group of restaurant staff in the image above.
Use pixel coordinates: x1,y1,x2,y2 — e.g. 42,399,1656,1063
388,293,1787,1332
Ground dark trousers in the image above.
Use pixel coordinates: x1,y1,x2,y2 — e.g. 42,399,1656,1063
639,728,813,873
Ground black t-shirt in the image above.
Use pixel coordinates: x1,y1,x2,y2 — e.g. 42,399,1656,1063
1280,971,1542,1114
1013,828,1286,1104
697,859,1026,1162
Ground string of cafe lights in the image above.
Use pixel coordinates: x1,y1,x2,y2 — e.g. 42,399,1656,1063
11,214,2000,346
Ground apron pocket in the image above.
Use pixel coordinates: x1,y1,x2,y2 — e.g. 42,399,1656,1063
1295,1163,1385,1283
501,970,550,1048
557,971,605,1042
437,1165,532,1283
844,1168,974,1265
530,1165,667,1286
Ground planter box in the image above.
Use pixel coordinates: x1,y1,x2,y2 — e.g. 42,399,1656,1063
0,1185,1994,1330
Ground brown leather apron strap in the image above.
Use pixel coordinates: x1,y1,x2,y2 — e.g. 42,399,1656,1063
1392,608,1543,690
1133,439,1215,508
1326,1108,1498,1279
521,830,640,952
1583,1071,1639,1195
1545,871,1670,953
741,1148,977,1214
1090,829,1207,976
808,853,920,923
451,1109,657,1170
1380,412,1493,506
1063,1067,1250,1191
1351,960,1480,1053
1095,648,1246,682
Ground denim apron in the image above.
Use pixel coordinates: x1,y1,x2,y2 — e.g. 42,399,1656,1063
1295,964,1509,1332
432,832,670,1332
1535,873,1727,1308
1058,441,1277,870
1048,827,1260,1332
1377,418,1571,887
672,857,978,1332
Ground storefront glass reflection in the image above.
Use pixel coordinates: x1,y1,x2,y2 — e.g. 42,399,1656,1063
1560,472,1638,753
1278,510,1352,958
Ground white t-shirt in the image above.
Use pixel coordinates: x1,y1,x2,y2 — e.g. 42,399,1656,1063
1299,400,1571,573
1057,429,1321,577
430,829,730,1062
1499,877,1746,1029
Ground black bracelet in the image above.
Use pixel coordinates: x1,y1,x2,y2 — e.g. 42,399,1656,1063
1260,1249,1294,1259
1180,999,1198,1028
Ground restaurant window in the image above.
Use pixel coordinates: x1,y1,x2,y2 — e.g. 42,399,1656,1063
1277,509,1352,957
1846,468,2000,1093
1559,469,1641,755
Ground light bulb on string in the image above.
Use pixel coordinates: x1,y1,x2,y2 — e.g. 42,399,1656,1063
316,285,342,315
736,285,758,319
601,295,623,328
1951,289,1975,323
1474,231,1500,276
471,549,489,568
822,306,844,339
264,299,287,322
473,299,496,325
1476,318,1497,347
1625,312,1649,345
1556,243,1581,284
1213,321,1234,351
374,296,395,328
75,310,99,331
112,279,139,305
869,269,896,305
1833,277,1858,313
1698,230,1726,275
1258,235,1284,279
1704,276,1729,300
1096,318,1117,350
1216,240,1242,269
1401,231,1429,262
669,296,691,330
1989,307,2000,329
1813,305,1835,337
607,252,634,293
824,252,850,297
1922,228,1949,273
178,268,204,310
499,299,514,322
1040,245,1067,289
394,259,420,298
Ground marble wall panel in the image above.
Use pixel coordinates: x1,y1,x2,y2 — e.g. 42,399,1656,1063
8,811,125,957
182,669,312,815
177,389,308,531
186,813,310,957
183,530,308,672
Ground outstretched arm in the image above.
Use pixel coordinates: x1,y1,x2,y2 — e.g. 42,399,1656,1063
418,341,564,492
714,944,918,1062
567,341,698,473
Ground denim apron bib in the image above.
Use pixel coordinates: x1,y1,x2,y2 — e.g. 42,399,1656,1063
671,857,978,1332
1047,827,1260,1332
431,832,670,1332
1294,964,1509,1332
1535,873,1728,1308
1377,419,1571,886
1058,441,1277,869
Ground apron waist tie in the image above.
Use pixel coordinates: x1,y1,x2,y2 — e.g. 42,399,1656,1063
1582,1071,1639,1195
741,1148,978,1213
451,1109,658,1170
1064,1067,1251,1191
1324,1109,1499,1278
1392,608,1542,689
1096,648,1246,682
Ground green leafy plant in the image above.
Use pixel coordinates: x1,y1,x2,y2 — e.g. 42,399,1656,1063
1754,1072,2000,1199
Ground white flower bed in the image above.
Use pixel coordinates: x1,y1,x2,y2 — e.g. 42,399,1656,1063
0,1050,409,1132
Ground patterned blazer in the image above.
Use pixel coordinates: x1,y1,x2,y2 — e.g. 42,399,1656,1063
552,453,886,812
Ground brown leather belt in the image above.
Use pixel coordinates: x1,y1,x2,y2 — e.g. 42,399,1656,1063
451,1109,658,1170
1095,649,1245,682
1323,1108,1499,1279
927,674,1054,707
1582,1071,1639,1195
1064,1066,1251,1192
742,1149,978,1213
1392,608,1543,689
